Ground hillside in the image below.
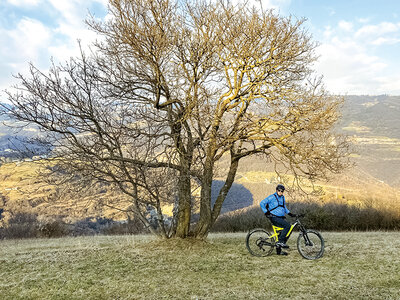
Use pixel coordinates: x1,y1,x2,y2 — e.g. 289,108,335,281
215,155,400,214
0,95,400,223
0,161,131,224
340,95,400,188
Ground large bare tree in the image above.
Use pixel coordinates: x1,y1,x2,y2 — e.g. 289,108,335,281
2,0,349,238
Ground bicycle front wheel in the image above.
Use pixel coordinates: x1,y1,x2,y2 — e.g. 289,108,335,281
246,228,275,257
297,229,325,260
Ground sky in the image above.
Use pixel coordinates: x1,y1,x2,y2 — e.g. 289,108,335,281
0,0,399,97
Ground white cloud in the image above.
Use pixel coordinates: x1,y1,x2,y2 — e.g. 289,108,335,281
0,17,51,70
371,37,400,46
11,18,51,60
43,0,107,64
317,42,384,75
6,0,41,6
338,20,353,31
355,21,400,38
0,0,108,96
357,17,370,24
322,26,334,39
378,74,400,93
259,0,292,10
315,21,400,94
228,0,291,11
0,17,52,94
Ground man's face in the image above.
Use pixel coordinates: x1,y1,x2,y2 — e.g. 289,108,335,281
277,189,284,196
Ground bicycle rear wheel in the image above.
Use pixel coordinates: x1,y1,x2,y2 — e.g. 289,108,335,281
297,229,324,260
246,228,275,257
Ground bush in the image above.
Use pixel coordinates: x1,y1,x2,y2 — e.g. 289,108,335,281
70,217,148,236
0,212,150,239
0,213,70,239
211,200,400,232
70,217,113,236
38,219,68,238
1,213,40,239
102,217,148,235
212,206,271,232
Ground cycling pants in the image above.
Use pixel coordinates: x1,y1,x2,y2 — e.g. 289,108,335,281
270,216,291,243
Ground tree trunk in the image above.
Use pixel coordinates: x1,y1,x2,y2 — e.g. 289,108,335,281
194,158,213,238
175,163,192,238
211,157,239,223
195,155,240,238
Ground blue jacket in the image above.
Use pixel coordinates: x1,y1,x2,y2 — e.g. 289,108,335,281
260,192,290,217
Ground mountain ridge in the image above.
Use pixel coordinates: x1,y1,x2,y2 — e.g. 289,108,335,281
0,95,399,223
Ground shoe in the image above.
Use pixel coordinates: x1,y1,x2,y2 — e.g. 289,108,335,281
277,251,289,256
276,242,289,249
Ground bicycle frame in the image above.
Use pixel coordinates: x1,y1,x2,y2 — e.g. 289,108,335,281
270,218,306,242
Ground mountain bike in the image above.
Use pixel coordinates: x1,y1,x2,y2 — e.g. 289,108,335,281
245,215,324,260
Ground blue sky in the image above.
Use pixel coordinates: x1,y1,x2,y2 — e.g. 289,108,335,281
1,0,399,96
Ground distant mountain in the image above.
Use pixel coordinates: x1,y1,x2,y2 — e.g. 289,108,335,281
341,95,400,138
0,112,51,158
339,95,400,188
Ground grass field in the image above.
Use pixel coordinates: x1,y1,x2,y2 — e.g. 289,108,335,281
1,232,399,299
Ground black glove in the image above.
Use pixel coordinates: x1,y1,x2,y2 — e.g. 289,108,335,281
288,212,297,217
265,211,272,218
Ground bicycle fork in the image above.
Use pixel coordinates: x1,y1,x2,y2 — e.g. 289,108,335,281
301,230,314,247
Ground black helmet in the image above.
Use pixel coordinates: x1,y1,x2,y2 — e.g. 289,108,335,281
276,184,285,192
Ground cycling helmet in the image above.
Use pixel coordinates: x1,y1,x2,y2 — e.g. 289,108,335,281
276,184,285,192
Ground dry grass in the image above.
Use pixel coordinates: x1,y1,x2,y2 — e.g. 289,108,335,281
0,162,130,222
0,232,399,299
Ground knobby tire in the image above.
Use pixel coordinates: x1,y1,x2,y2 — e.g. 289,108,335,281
245,228,275,257
297,229,325,260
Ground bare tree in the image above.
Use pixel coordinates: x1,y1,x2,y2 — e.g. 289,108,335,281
2,0,350,239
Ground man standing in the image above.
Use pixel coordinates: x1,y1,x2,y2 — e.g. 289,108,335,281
260,184,296,255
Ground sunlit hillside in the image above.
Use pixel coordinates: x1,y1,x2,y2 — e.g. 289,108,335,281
0,161,131,224
1,157,399,226
215,155,400,212
0,95,400,224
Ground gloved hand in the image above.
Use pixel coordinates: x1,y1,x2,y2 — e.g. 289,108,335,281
265,211,272,218
288,212,297,217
